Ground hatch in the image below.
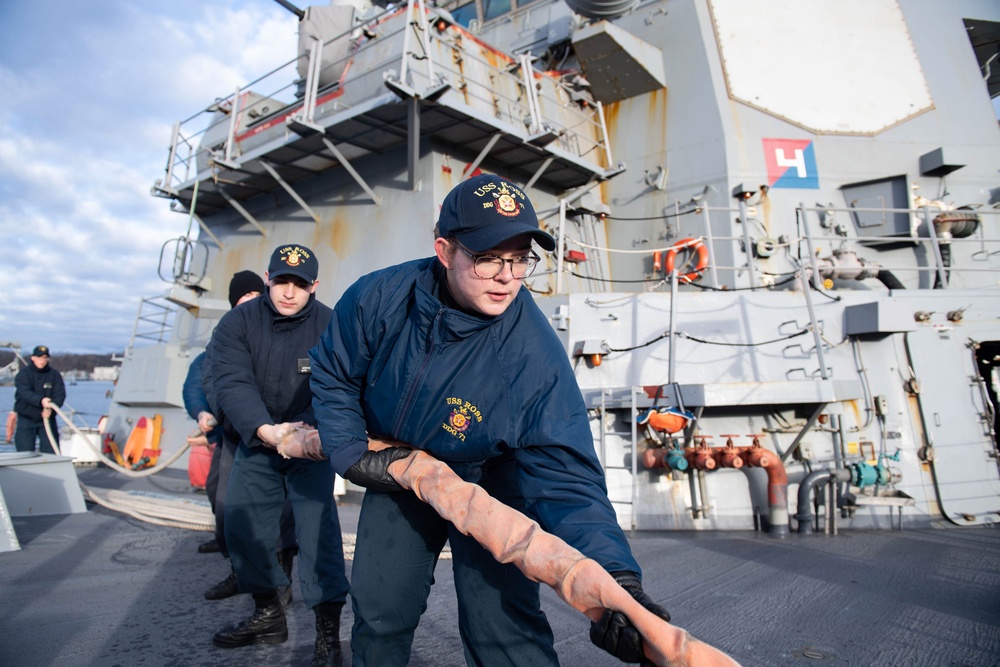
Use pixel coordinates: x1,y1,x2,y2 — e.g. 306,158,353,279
906,329,1000,525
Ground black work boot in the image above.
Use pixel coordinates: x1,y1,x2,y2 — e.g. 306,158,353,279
197,538,220,553
312,602,344,667
277,547,296,608
204,567,240,600
213,591,288,648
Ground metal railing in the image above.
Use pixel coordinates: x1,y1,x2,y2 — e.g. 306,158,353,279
157,56,304,195
155,0,610,198
558,203,1000,293
795,204,1000,289
118,296,176,361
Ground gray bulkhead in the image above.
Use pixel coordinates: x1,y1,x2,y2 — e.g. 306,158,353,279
485,0,1000,531
110,0,1000,533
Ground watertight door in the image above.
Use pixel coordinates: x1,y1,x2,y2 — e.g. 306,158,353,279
906,329,1000,525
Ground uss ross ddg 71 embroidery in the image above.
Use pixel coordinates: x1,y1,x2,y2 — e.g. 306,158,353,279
443,397,483,441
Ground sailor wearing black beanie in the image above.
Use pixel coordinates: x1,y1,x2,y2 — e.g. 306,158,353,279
228,270,266,308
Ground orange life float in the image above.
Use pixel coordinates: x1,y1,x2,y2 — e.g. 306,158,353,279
664,238,708,283
122,414,163,469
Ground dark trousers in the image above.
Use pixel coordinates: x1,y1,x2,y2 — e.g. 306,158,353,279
14,417,58,454
350,484,558,667
205,438,227,514
209,437,296,558
225,442,349,609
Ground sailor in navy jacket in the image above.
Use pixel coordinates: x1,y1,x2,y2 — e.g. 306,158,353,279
212,297,329,445
209,245,348,661
310,174,668,666
13,345,66,454
313,256,639,572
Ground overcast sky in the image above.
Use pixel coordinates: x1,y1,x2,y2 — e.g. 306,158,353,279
0,0,297,354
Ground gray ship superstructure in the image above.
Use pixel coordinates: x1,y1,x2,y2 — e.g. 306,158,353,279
104,0,1000,536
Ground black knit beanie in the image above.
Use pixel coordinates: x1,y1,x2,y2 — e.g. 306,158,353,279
228,270,265,308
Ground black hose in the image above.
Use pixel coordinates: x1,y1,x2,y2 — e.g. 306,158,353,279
933,245,952,289
877,269,905,290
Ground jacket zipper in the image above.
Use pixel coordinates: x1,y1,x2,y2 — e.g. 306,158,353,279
392,307,443,435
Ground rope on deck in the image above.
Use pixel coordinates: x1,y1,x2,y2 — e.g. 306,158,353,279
47,403,192,477
43,404,213,531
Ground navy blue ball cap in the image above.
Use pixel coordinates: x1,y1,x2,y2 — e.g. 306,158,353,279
437,174,555,253
32,345,50,357
268,244,318,283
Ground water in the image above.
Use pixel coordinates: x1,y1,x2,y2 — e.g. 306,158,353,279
1,380,115,448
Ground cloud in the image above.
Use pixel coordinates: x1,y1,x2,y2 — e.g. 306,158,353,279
0,0,292,353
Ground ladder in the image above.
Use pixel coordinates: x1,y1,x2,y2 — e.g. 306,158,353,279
598,387,641,534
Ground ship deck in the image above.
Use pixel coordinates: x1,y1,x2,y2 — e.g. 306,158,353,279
1,466,999,666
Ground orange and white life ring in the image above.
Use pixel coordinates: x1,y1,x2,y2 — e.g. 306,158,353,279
664,237,708,283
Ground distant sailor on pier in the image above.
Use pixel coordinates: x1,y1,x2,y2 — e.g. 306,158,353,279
13,345,66,454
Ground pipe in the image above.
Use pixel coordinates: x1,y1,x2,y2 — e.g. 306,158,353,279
794,468,852,534
641,447,688,471
794,469,833,535
272,0,305,20
643,441,790,535
685,442,717,471
714,437,744,469
697,470,709,522
741,442,789,537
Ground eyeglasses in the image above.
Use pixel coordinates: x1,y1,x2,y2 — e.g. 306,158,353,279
452,241,540,279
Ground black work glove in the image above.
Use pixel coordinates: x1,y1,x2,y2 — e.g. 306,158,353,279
590,571,671,664
344,447,412,492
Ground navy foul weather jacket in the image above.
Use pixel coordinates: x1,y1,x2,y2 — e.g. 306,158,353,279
310,257,640,575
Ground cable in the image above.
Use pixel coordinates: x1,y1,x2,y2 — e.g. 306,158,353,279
597,208,701,221
678,329,811,347
606,328,810,353
606,332,670,353
680,275,797,292
567,269,665,284
566,236,699,254
564,269,798,290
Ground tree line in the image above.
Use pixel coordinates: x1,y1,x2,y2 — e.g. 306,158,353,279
0,352,121,374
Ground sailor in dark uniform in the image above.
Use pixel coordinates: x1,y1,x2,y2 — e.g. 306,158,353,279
13,345,66,454
310,175,670,666
209,245,348,667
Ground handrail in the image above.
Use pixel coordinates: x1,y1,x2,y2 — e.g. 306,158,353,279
157,1,610,199
120,296,176,360
796,204,1000,290
557,204,1000,293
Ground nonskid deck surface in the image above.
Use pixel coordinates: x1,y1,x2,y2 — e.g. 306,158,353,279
0,467,998,666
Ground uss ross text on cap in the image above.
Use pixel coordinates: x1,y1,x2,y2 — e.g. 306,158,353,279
268,245,318,284
436,174,555,253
